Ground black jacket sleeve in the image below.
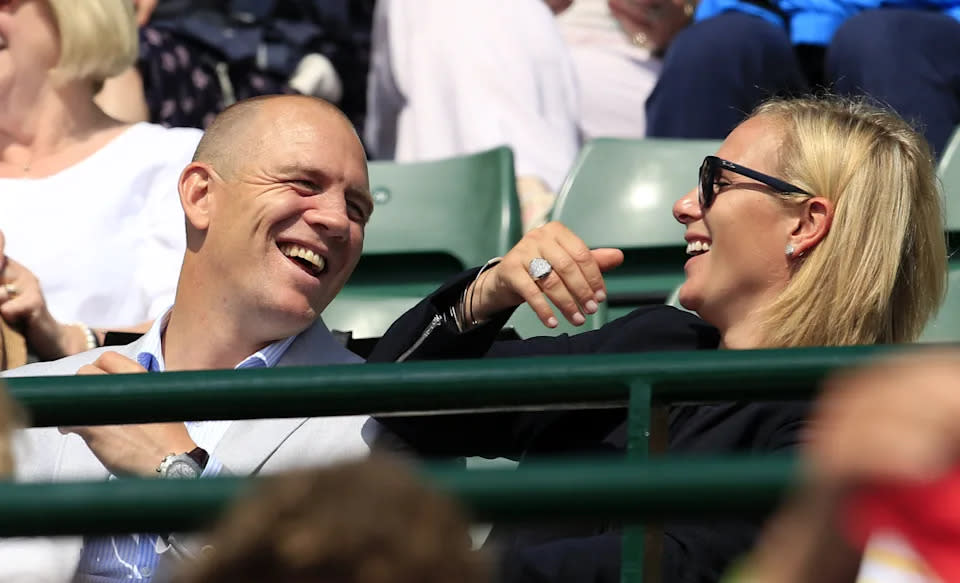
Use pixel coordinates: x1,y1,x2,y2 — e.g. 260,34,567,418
370,277,720,459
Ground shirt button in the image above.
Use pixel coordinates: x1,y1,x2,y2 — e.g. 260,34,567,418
141,566,153,577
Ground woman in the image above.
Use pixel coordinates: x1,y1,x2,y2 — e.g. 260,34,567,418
0,0,202,363
370,96,947,582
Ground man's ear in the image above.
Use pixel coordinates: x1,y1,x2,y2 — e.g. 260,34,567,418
789,196,834,256
179,162,215,232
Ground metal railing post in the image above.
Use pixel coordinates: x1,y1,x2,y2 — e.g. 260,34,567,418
622,380,652,583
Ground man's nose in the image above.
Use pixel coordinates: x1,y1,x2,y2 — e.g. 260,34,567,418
672,188,702,225
304,196,351,240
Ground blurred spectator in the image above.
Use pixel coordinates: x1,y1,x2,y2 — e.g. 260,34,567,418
645,0,960,155
0,381,82,583
365,0,581,230
173,457,489,583
98,0,375,132
554,0,666,139
0,0,201,362
556,0,691,139
738,349,960,582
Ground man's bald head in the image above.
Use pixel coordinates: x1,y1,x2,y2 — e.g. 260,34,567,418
191,95,357,178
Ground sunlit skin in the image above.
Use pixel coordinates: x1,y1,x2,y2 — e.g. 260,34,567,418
0,0,60,123
673,115,808,348
167,97,373,371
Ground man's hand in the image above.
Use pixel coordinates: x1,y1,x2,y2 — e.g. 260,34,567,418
59,352,198,478
466,222,623,328
609,0,693,53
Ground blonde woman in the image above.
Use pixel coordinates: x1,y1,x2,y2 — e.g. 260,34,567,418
0,0,202,363
373,96,948,582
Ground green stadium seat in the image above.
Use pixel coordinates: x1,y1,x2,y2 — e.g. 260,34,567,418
920,265,960,343
550,138,722,321
505,301,607,339
323,147,523,339
939,125,960,234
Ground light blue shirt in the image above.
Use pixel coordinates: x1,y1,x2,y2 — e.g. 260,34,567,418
73,311,297,583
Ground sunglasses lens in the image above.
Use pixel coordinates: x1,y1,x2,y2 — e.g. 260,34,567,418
699,159,714,208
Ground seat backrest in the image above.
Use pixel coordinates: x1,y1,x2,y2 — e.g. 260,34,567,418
323,148,522,339
919,265,960,343
550,138,721,308
551,137,722,248
362,147,522,273
938,125,960,233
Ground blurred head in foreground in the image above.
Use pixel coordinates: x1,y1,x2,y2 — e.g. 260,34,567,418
175,456,489,583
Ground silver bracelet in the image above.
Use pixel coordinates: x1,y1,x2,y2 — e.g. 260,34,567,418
455,256,502,332
72,323,99,351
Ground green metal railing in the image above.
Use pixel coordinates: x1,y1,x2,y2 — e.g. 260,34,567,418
2,344,903,582
6,344,899,427
0,457,795,537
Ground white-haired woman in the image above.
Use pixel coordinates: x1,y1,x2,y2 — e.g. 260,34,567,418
0,0,201,363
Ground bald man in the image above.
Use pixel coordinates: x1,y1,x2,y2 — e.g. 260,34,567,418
3,95,382,583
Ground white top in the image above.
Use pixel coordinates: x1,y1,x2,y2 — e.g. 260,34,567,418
365,0,581,193
556,0,661,139
856,531,942,583
0,123,202,328
557,0,623,33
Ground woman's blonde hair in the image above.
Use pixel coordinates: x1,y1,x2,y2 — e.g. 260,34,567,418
754,96,947,347
48,0,137,85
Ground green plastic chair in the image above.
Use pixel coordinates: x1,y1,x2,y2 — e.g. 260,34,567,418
939,125,960,234
322,147,523,339
920,265,960,343
550,137,722,321
505,301,607,339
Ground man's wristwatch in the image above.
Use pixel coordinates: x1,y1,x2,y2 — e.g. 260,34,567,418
156,447,209,479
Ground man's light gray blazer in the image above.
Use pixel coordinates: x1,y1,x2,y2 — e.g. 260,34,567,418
6,319,381,483
0,319,389,581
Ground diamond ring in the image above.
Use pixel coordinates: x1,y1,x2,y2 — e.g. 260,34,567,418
528,258,553,281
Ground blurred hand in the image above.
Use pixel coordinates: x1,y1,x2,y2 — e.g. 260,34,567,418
0,231,87,360
133,0,158,26
59,352,197,478
609,0,694,53
739,350,960,583
544,0,574,14
808,349,960,485
466,222,623,328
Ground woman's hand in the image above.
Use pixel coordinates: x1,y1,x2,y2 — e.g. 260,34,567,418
0,255,88,361
464,222,623,328
609,0,694,53
0,232,88,360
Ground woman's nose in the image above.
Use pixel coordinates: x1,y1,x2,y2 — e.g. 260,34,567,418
673,188,702,225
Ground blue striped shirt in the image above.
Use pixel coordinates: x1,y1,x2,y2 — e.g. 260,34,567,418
73,310,297,582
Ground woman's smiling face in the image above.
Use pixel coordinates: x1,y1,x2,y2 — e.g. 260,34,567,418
672,115,802,333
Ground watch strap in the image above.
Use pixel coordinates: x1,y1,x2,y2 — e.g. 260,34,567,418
186,447,209,470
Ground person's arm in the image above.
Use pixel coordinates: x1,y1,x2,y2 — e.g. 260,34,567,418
58,352,199,477
739,349,960,583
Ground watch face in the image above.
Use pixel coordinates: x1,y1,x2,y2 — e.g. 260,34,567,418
165,459,200,479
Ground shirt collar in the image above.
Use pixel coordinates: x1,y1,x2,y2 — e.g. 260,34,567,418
136,307,298,372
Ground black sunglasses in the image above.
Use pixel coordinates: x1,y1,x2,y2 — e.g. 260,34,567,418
698,155,811,208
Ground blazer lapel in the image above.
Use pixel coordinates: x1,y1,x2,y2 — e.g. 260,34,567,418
213,319,364,476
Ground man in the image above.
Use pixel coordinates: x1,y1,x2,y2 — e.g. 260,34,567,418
5,94,379,582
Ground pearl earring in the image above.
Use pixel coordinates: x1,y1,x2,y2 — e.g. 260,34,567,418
786,244,795,257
